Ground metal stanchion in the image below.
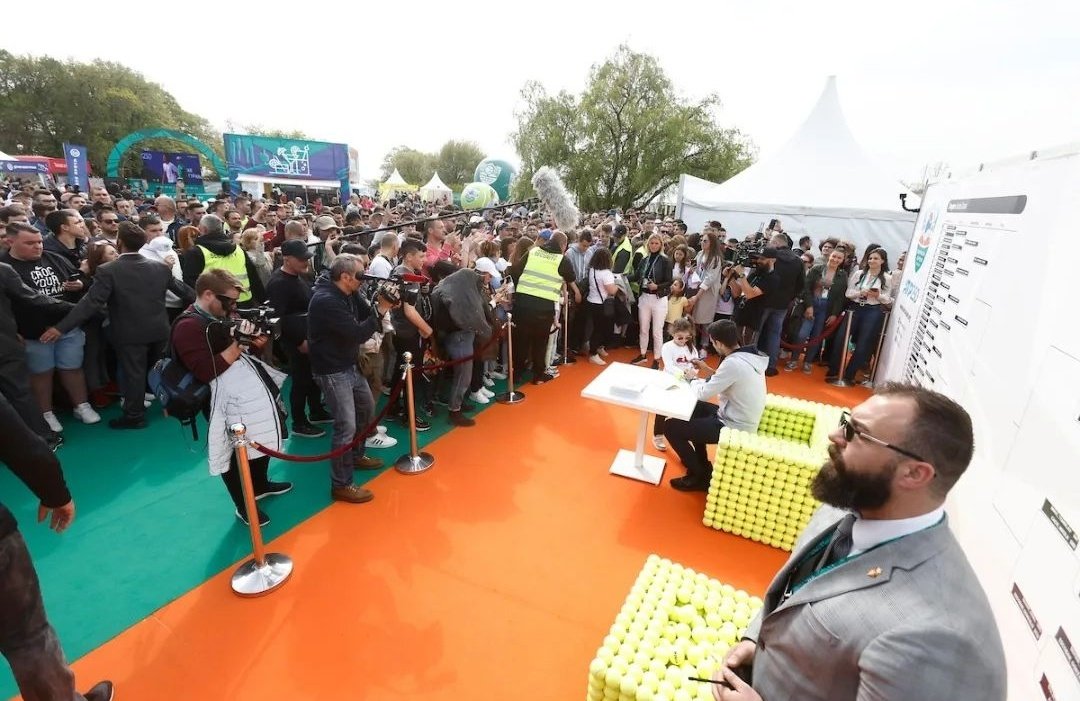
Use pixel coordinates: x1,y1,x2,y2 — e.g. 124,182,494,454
394,352,435,475
229,423,293,597
827,312,857,387
556,294,576,366
496,313,526,404
863,311,891,387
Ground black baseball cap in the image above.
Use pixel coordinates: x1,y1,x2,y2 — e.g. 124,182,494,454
281,239,314,260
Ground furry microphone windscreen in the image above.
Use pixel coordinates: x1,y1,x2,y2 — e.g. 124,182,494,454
531,167,580,232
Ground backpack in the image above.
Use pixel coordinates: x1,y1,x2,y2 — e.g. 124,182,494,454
148,311,211,440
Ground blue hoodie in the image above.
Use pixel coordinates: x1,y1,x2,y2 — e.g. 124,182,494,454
307,273,379,375
689,345,768,432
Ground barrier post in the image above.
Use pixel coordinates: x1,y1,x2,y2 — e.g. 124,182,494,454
827,312,857,388
394,352,435,475
496,313,526,404
864,311,891,387
557,294,576,366
229,423,293,597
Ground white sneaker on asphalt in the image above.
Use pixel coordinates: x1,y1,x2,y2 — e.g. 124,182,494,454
468,390,491,404
73,403,101,425
652,435,667,451
589,354,606,365
43,411,63,433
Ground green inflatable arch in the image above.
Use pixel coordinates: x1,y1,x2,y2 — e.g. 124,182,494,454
105,128,227,180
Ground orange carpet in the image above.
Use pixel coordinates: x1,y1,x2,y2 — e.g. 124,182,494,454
49,352,868,700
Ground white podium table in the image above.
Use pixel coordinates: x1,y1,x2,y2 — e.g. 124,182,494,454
581,362,698,485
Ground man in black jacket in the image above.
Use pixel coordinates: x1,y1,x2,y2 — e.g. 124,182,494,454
179,214,266,307
0,390,114,701
308,254,397,504
757,232,806,376
46,222,194,429
265,240,330,438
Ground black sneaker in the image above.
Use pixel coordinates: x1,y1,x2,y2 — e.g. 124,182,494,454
84,681,114,701
630,354,648,364
235,506,270,527
532,373,556,385
670,476,709,492
46,433,63,452
448,410,475,427
459,400,477,412
256,481,293,501
109,416,148,430
292,423,326,438
765,368,779,377
395,411,431,432
308,408,334,424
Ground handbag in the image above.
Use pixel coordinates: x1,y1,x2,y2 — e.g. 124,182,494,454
595,271,616,319
148,312,210,440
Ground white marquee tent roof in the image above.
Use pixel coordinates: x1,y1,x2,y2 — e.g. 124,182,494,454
382,169,410,187
419,172,452,201
677,76,915,254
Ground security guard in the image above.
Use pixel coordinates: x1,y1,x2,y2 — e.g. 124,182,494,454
506,231,579,384
180,213,266,307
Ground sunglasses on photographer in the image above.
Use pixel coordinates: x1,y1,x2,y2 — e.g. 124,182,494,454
838,411,926,463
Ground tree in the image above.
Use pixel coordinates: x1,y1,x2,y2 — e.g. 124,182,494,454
434,140,486,188
379,145,435,185
225,120,310,140
0,50,222,177
511,45,755,211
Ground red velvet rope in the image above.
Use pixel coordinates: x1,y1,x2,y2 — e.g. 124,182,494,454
421,325,506,372
779,311,848,351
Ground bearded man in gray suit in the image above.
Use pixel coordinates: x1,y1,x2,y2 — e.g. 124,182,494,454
711,383,1006,701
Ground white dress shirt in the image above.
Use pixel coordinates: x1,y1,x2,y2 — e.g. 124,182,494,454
849,505,946,557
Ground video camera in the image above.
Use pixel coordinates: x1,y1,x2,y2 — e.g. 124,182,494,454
361,273,428,308
224,303,281,344
728,238,768,267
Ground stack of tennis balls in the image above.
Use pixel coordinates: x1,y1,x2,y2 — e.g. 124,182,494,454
703,396,847,551
587,555,764,701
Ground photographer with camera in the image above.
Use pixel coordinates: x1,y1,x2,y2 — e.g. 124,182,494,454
308,254,399,504
389,239,434,429
172,269,290,527
265,240,331,439
755,232,806,376
729,249,779,347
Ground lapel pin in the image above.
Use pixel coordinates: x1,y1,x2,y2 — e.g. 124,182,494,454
867,567,883,578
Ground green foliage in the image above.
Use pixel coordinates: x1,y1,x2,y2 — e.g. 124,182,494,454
379,140,486,190
511,45,755,211
225,120,310,140
0,50,222,177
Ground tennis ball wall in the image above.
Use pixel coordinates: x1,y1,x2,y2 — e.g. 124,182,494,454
586,555,764,701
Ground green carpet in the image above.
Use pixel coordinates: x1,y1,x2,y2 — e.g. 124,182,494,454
0,372,514,698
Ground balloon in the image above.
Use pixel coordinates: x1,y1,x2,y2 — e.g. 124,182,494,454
473,158,516,201
460,182,498,210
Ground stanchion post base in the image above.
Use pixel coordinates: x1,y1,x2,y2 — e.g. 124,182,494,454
496,390,526,404
395,452,435,475
232,552,293,597
826,379,855,388
556,356,577,365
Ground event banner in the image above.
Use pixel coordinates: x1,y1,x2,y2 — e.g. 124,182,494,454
0,160,49,176
62,143,90,192
140,151,203,186
223,134,349,183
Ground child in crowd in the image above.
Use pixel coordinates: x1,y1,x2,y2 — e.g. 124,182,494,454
652,317,699,451
665,278,689,339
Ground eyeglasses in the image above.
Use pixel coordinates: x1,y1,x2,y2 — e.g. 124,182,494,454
838,412,926,463
215,294,239,309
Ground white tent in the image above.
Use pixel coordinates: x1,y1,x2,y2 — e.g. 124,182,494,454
378,168,417,200
0,149,14,160
419,172,452,203
677,76,915,257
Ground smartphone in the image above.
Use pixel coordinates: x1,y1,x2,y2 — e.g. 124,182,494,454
68,272,81,281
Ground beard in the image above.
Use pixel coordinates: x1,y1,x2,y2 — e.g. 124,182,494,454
810,444,896,511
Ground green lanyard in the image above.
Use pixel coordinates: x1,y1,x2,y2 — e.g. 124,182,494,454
786,515,945,598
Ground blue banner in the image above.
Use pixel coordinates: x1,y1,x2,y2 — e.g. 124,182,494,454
0,161,49,175
63,143,90,192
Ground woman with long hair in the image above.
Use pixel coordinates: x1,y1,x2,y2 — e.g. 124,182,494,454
630,233,674,366
585,247,618,365
177,225,200,253
827,248,891,385
786,248,848,374
671,244,693,280
509,237,533,267
689,231,723,348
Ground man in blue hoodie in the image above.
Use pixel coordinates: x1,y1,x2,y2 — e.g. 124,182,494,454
308,254,397,504
663,319,768,492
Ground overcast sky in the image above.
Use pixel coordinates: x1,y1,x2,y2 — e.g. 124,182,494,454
5,0,1079,184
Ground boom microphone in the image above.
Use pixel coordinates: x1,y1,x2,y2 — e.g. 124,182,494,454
531,166,580,232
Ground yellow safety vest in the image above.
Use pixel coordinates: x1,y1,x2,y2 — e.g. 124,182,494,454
614,237,634,275
631,244,647,294
198,245,252,302
516,247,564,302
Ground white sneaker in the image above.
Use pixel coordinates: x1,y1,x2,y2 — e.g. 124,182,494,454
144,392,155,402
73,403,101,425
652,435,667,451
598,348,609,358
365,427,398,449
469,389,491,404
479,387,495,399
482,375,495,388
545,366,560,377
590,354,606,366
488,368,507,380
43,411,63,433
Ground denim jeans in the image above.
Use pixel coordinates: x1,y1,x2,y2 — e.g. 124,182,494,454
756,307,787,372
314,366,373,487
444,329,475,411
793,297,831,363
836,304,886,381
0,530,87,701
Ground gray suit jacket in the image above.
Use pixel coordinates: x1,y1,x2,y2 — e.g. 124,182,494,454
57,253,194,345
744,505,1006,701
